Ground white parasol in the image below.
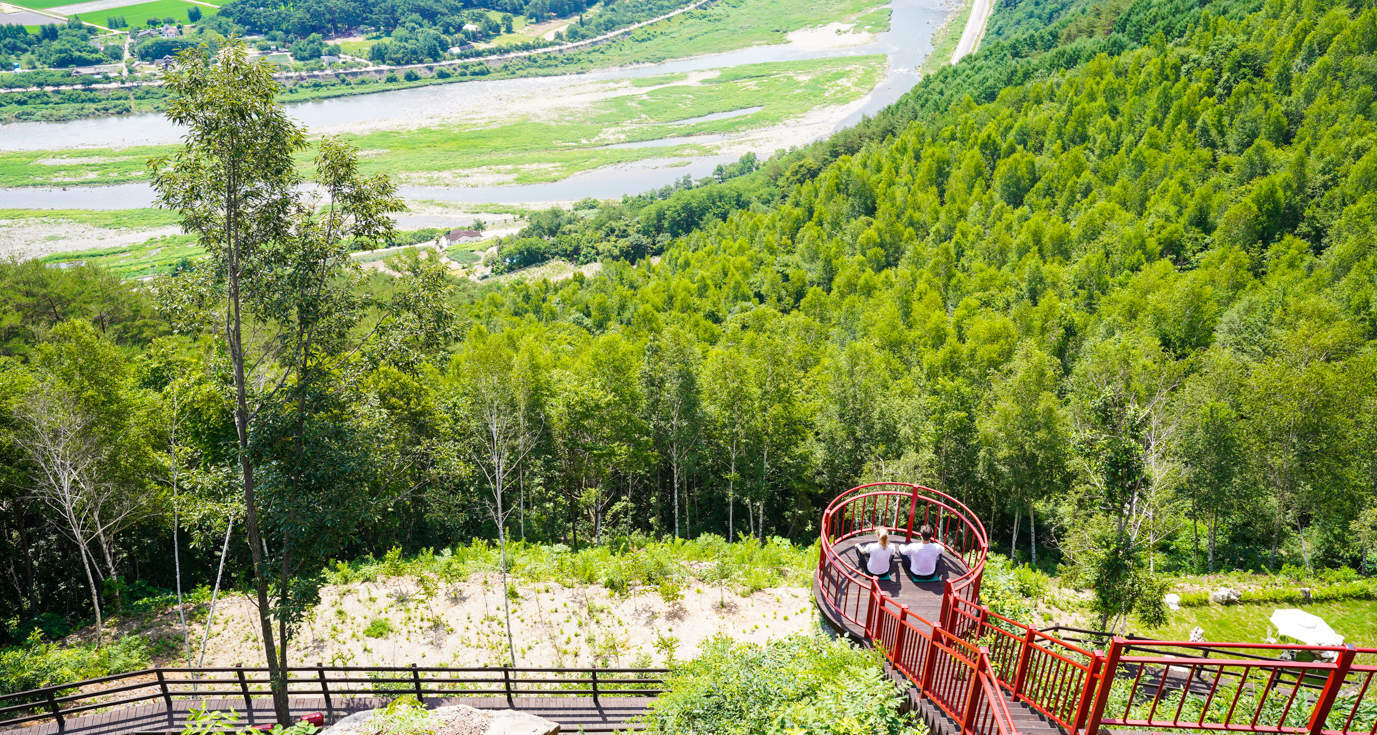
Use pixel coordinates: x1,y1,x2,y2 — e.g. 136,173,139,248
1269,608,1345,646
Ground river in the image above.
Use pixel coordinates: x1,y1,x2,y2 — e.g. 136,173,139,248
0,0,951,209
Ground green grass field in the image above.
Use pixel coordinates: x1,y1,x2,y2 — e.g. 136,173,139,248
40,234,201,278
19,0,217,26
0,208,180,228
13,0,88,10
1139,600,1377,648
0,55,883,188
519,0,888,71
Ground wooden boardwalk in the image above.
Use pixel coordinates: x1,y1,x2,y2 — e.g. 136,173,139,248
0,695,652,735
817,533,1063,735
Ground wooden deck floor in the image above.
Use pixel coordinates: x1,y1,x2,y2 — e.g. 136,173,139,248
0,696,652,735
821,534,966,637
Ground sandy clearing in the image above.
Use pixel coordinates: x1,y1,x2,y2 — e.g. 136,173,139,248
0,219,180,260
784,22,874,51
129,573,815,670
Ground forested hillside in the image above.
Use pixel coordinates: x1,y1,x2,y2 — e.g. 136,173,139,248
3,0,1377,643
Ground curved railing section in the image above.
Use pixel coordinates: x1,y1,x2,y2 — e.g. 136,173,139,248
814,483,1377,735
816,482,989,634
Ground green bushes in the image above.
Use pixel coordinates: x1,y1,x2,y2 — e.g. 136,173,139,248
1175,576,1377,608
0,631,149,693
645,634,923,735
978,554,1050,622
322,534,814,596
363,617,394,638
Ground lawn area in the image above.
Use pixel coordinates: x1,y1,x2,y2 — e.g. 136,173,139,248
1139,599,1377,648
335,38,379,57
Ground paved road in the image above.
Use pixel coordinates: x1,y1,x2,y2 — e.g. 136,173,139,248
950,0,994,64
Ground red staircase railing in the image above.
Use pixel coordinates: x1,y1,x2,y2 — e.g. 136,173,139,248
814,482,1377,735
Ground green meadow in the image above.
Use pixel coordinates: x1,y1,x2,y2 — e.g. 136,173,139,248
0,55,883,188
40,234,201,278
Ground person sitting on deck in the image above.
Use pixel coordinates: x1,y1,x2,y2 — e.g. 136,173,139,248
855,526,897,579
900,525,942,582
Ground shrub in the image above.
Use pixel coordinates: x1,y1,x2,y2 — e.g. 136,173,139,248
0,631,149,693
646,634,922,735
365,694,432,733
979,554,1042,621
363,617,394,638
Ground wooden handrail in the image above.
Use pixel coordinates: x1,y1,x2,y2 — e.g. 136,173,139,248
0,665,670,731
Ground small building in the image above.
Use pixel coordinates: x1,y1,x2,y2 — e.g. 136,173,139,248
462,22,481,32
319,54,340,64
441,228,484,245
156,55,176,69
159,24,180,38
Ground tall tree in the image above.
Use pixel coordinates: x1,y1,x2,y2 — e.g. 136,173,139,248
446,333,545,666
641,327,700,538
979,341,1069,567
149,41,405,724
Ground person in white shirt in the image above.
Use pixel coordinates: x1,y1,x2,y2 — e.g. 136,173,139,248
856,526,897,578
900,524,943,581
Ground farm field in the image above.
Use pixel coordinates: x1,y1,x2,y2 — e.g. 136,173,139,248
14,0,216,24
65,0,215,26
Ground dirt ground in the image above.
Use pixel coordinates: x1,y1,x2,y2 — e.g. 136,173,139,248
140,573,816,670
0,219,181,260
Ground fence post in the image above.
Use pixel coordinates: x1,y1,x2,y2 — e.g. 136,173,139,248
237,668,254,724
960,648,988,734
156,667,173,722
45,689,64,734
410,663,423,702
1082,638,1124,735
939,581,953,632
1071,651,1105,735
920,629,941,693
906,487,918,542
1308,644,1356,735
317,664,332,718
502,667,514,707
864,577,880,639
591,670,600,704
894,607,909,669
1011,628,1036,697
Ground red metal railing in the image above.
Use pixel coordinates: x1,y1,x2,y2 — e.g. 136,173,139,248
814,482,1377,735
816,483,1012,735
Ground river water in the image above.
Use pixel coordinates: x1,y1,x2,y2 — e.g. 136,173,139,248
0,0,950,209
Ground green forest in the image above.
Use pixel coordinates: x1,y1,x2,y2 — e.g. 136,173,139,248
2,0,1376,693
